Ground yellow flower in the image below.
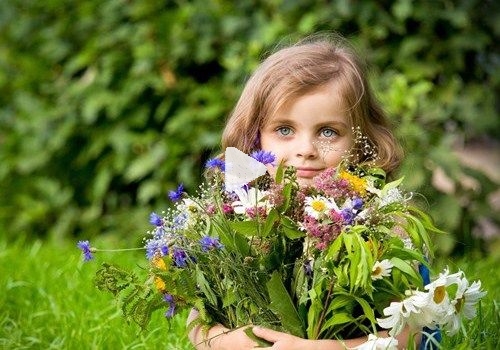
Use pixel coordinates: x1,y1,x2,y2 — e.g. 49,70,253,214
154,276,166,292
152,256,167,270
152,256,167,292
339,170,367,196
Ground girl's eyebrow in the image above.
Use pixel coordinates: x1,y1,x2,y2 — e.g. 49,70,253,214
265,118,296,126
316,120,350,129
267,118,349,129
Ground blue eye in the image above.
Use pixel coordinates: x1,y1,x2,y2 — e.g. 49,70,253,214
321,128,337,137
277,127,292,136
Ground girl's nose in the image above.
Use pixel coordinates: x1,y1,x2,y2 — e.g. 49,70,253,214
296,136,318,159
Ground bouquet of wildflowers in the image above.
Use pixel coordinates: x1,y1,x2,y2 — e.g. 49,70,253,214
80,145,486,347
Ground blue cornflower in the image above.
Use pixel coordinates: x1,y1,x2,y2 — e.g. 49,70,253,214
168,184,184,202
341,208,355,225
149,212,163,227
172,213,188,230
145,240,159,260
77,240,94,262
172,248,188,267
163,293,176,318
152,226,165,240
145,240,169,260
250,150,276,165
205,157,225,172
199,236,223,252
304,259,313,277
352,197,364,210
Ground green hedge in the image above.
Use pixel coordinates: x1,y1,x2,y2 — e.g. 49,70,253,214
0,0,498,255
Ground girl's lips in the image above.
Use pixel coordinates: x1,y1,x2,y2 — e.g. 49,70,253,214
295,167,324,178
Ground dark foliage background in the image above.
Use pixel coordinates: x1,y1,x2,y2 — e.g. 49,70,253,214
1,0,498,256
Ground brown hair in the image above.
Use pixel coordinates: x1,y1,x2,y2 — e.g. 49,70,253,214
221,35,402,176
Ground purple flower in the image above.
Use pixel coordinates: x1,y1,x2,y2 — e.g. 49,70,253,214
77,240,94,262
200,236,223,252
304,259,313,277
250,150,276,165
163,293,176,318
172,213,188,229
168,184,184,202
172,248,188,267
145,240,169,260
341,208,355,225
149,212,163,226
205,157,225,172
352,197,363,210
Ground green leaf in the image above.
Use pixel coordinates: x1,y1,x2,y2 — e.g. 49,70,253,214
320,312,353,333
195,265,218,306
353,296,376,324
390,257,421,282
262,208,279,236
229,220,259,236
266,271,305,338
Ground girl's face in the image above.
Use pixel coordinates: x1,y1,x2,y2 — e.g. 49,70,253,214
260,84,354,186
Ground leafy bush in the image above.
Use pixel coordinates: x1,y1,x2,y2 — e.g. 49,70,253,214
0,0,498,255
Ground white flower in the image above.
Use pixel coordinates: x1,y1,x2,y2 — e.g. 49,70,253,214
352,334,398,350
232,187,270,215
304,195,338,219
371,259,393,280
379,188,404,207
422,268,463,327
176,198,204,227
377,290,430,336
366,179,381,196
457,279,487,319
438,271,487,335
427,268,463,290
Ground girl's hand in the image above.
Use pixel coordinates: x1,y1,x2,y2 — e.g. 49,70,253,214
252,327,309,350
188,309,258,350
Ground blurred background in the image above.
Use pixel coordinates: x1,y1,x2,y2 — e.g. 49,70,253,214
1,1,499,348
0,0,498,257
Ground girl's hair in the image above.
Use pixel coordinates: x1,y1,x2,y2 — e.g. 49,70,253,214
221,35,403,176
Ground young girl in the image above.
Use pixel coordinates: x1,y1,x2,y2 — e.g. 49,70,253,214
187,34,432,349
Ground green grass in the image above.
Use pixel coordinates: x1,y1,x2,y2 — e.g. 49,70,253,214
0,236,192,349
1,236,499,349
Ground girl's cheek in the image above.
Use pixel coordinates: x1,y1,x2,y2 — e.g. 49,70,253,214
265,164,276,178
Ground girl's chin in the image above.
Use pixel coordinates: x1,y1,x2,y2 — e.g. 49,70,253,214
296,177,315,187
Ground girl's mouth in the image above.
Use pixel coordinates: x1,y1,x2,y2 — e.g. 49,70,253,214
295,167,324,178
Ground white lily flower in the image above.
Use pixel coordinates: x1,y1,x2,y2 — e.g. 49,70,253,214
353,334,398,350
441,273,487,335
377,290,430,336
458,279,487,319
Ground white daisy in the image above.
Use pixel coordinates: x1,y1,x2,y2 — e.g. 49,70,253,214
304,195,338,219
231,187,270,215
371,259,393,280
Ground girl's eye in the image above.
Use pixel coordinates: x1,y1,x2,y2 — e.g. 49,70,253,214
277,126,292,136
320,128,337,138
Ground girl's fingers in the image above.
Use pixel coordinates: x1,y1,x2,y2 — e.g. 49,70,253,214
251,326,282,343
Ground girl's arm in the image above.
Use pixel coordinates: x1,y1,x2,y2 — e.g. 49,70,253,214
252,325,420,349
187,308,420,350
